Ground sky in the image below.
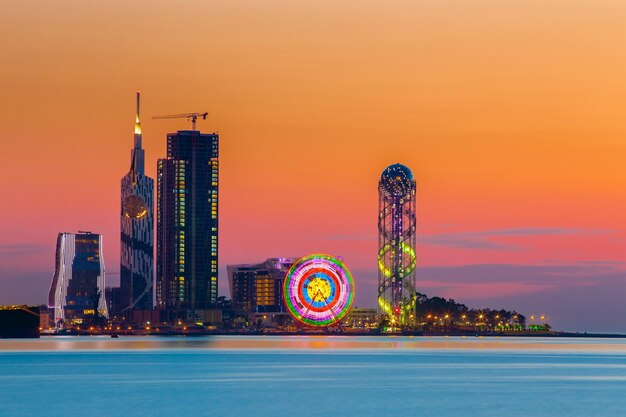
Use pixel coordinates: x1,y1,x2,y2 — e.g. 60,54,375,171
1,0,625,332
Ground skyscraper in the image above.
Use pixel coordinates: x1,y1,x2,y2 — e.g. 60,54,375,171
120,92,154,312
377,163,417,325
48,232,108,327
156,130,219,313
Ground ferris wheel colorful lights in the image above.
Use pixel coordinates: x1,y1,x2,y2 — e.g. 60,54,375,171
283,254,355,327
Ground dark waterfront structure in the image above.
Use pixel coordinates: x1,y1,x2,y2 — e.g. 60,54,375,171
226,258,297,314
377,163,417,325
48,232,108,327
0,306,40,338
156,130,219,313
120,92,154,312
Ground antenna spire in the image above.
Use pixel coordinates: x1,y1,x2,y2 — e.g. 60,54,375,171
131,91,145,176
134,91,142,135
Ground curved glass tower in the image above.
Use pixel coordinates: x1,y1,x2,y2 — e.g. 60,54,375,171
377,163,417,325
48,232,108,327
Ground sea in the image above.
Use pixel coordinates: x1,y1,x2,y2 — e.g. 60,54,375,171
1,336,626,417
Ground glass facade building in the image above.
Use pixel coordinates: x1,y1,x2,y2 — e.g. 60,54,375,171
48,232,108,327
120,92,154,313
156,130,219,311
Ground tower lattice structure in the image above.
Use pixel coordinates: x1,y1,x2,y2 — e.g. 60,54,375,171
377,163,417,326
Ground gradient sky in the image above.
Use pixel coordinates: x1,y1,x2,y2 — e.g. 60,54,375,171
1,0,625,332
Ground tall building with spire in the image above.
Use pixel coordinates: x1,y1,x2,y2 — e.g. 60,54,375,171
120,92,154,312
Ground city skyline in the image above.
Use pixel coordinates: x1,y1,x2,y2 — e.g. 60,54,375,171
1,1,626,332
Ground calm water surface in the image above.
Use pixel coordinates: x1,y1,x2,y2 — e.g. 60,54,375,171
1,336,626,417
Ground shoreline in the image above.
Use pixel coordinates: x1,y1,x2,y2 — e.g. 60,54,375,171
36,330,626,338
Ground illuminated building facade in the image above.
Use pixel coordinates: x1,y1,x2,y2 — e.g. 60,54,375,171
227,258,297,314
120,92,154,312
156,130,219,311
48,232,109,327
343,308,378,329
377,163,417,325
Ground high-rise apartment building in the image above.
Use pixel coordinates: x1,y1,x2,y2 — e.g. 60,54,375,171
48,232,108,327
120,92,154,312
156,130,219,312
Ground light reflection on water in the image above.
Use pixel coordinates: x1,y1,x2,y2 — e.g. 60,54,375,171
2,336,626,417
2,335,626,352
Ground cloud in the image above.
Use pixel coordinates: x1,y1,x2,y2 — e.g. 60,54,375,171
418,280,552,299
356,261,626,296
352,261,626,332
418,235,517,251
454,227,609,237
416,262,625,285
0,243,46,256
326,234,376,242
418,227,613,251
326,227,615,248
539,259,626,267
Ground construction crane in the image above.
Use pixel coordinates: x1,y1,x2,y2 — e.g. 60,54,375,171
152,112,208,130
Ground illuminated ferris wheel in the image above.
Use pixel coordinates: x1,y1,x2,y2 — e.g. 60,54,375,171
283,254,355,327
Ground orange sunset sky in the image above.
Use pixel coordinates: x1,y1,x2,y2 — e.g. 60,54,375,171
1,0,625,331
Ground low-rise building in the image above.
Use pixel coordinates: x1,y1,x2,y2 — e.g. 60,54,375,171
343,308,378,329
227,258,298,316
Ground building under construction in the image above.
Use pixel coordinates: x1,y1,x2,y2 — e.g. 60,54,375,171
156,129,219,313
